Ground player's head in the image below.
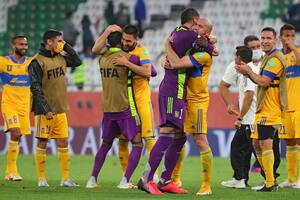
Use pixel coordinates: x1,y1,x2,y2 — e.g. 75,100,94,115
11,35,28,57
244,35,263,61
279,24,296,48
121,25,139,52
192,18,212,36
43,29,64,53
235,46,253,64
181,8,200,26
108,31,122,48
260,27,277,53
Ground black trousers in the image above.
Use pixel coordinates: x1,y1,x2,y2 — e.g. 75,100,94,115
230,125,281,182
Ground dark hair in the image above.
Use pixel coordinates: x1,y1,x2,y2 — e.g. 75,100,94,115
108,31,122,47
43,29,62,43
243,35,259,46
181,8,199,25
236,46,253,63
11,35,26,44
280,24,295,36
261,27,276,38
123,25,139,37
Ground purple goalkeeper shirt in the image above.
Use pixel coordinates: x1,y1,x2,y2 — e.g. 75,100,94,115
159,26,198,99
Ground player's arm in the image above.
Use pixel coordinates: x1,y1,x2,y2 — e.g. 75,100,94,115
63,43,81,67
28,60,52,115
219,62,239,116
112,54,151,77
236,58,283,87
92,25,122,55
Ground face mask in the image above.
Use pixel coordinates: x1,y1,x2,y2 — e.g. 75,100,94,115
252,49,264,61
53,42,65,53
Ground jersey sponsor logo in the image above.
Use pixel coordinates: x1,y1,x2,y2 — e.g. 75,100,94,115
100,68,120,78
195,52,205,58
47,67,65,80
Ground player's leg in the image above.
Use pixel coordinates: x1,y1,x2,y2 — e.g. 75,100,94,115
118,115,143,189
5,128,22,180
118,136,129,172
272,132,281,180
53,113,78,187
33,114,51,186
279,111,297,187
257,125,277,192
2,109,25,180
296,138,300,187
35,138,48,186
243,125,254,185
194,134,213,195
87,115,117,188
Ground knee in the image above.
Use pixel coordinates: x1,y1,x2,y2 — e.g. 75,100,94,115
37,139,48,149
10,128,22,141
102,139,113,147
56,138,68,148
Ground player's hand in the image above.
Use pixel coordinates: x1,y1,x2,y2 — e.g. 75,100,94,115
209,35,217,44
227,104,239,116
235,62,251,75
285,38,297,51
105,24,122,34
45,112,54,120
161,57,172,69
234,118,242,129
212,46,219,56
112,54,130,67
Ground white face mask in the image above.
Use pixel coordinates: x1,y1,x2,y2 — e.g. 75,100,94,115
252,49,264,61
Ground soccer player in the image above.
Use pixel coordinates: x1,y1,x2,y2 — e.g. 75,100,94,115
92,24,157,185
86,31,143,189
28,30,81,187
236,27,288,192
137,8,213,195
278,24,300,188
163,18,215,195
0,35,31,181
220,44,258,189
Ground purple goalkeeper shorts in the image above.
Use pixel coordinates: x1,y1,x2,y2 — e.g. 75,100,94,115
159,95,186,129
102,110,141,141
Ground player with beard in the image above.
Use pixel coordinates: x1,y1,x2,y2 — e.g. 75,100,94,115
92,24,158,188
0,35,32,181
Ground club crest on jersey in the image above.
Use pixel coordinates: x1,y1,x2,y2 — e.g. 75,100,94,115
7,65,12,71
47,67,65,80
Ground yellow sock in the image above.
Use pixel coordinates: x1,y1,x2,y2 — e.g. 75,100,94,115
256,150,263,171
57,147,70,181
286,145,297,183
200,148,213,187
118,139,129,172
262,150,275,187
297,145,300,181
35,147,46,180
145,137,156,158
6,140,19,175
172,145,186,183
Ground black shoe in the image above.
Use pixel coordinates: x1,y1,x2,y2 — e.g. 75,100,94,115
256,184,278,192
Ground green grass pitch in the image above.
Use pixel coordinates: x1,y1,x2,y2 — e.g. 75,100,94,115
0,155,299,200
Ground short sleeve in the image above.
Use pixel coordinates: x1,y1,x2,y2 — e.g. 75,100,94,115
262,57,283,79
188,52,211,69
222,61,238,85
138,46,151,65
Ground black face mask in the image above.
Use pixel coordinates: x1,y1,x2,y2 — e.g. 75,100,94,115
15,48,27,57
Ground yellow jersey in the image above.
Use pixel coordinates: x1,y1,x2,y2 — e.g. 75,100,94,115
0,55,31,111
283,47,300,111
130,44,151,102
186,52,212,104
256,57,284,125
